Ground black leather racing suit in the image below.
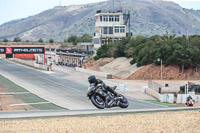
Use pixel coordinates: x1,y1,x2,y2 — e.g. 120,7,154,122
91,79,118,96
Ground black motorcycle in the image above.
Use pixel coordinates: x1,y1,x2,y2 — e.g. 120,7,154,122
87,84,129,109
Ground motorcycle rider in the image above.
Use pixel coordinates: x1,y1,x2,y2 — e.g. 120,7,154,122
88,75,119,97
185,95,194,107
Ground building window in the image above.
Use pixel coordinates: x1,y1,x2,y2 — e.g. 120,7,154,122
93,38,101,44
115,27,119,33
103,27,108,34
109,15,114,21
100,16,102,21
115,15,119,22
120,26,125,33
109,27,113,34
103,27,113,34
104,15,108,21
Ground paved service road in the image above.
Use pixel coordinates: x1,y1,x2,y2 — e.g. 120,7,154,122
0,59,166,110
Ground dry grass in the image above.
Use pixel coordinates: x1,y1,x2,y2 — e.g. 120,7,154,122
0,111,200,133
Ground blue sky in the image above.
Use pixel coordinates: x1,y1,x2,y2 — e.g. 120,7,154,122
0,0,199,25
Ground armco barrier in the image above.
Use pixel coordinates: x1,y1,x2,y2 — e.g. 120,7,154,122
146,88,160,100
75,67,112,79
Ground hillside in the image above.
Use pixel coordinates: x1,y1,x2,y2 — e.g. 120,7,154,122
0,0,200,42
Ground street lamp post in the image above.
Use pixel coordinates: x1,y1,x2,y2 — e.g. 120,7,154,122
158,58,163,91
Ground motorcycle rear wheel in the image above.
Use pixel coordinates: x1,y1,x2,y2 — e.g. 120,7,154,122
91,94,106,109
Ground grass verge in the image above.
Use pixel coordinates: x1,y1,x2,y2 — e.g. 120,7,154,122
0,74,65,110
144,100,184,107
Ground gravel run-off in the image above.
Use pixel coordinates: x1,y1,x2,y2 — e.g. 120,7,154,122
0,110,200,133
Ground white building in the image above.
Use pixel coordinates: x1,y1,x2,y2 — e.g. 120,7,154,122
93,10,130,49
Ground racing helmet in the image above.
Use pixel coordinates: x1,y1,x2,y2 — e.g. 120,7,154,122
88,75,97,84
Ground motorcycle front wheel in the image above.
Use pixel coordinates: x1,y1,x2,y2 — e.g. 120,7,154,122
118,94,129,108
91,94,106,109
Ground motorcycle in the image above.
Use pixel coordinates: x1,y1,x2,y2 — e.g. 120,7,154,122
185,95,194,107
87,84,129,109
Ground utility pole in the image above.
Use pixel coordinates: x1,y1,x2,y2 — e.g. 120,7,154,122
120,0,122,12
113,0,115,12
161,59,163,88
128,11,131,37
183,8,189,46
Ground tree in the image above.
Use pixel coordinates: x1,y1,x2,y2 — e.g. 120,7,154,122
25,40,29,42
67,35,78,45
173,47,191,73
13,37,21,42
94,44,110,60
161,31,176,42
49,38,54,43
114,37,129,58
3,38,8,42
38,38,43,43
93,34,200,71
78,34,92,42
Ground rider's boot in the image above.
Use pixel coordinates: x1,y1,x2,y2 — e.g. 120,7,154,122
113,91,120,97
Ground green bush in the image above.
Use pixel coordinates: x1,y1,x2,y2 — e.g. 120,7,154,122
13,37,21,42
49,38,54,43
95,33,200,68
38,38,43,43
3,38,8,42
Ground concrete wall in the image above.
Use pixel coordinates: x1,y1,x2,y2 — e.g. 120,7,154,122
161,87,177,93
177,94,200,103
146,88,160,100
13,58,46,70
75,67,112,79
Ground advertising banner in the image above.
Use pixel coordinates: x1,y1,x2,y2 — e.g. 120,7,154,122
12,47,45,54
0,47,5,54
6,47,12,54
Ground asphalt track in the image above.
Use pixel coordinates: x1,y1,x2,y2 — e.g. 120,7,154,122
0,59,166,112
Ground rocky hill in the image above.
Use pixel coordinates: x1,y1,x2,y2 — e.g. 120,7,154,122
0,0,200,42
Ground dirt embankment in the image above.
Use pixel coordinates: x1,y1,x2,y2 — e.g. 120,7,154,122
82,57,200,80
82,58,114,71
126,64,200,80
